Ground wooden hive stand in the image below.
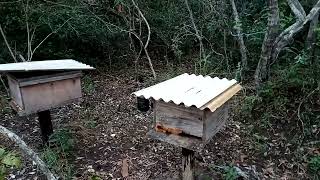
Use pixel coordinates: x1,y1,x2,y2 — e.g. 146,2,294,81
134,73,241,180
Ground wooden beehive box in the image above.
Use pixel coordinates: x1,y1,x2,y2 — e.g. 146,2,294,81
0,60,94,115
134,74,241,151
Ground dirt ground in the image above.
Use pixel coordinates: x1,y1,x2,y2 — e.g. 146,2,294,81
0,67,314,180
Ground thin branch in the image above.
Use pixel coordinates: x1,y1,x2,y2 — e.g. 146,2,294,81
297,87,319,137
0,125,58,180
230,0,248,71
131,32,156,80
131,0,151,48
0,75,9,96
30,17,72,61
287,0,306,21
131,0,156,79
184,0,204,60
0,25,17,62
24,0,31,61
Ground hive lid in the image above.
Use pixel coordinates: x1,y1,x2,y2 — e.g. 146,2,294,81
0,59,94,72
133,73,241,112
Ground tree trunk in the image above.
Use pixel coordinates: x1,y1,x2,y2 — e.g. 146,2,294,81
306,11,319,63
255,0,320,89
230,0,248,75
254,0,280,88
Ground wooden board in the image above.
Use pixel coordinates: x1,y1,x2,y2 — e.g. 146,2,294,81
7,71,83,115
147,129,204,152
155,101,203,137
201,84,241,112
21,77,82,114
17,71,82,87
203,102,229,142
7,76,23,108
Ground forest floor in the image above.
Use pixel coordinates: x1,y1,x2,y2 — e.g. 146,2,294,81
0,65,316,180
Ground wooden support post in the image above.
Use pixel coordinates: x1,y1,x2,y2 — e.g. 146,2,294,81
182,148,195,180
37,110,53,144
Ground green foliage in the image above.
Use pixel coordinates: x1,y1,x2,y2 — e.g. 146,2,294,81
223,166,239,180
309,156,320,178
0,96,11,115
90,175,103,180
42,128,75,179
0,147,21,179
49,129,74,156
83,75,95,95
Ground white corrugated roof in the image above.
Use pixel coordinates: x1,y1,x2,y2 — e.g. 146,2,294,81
134,73,240,111
0,59,94,72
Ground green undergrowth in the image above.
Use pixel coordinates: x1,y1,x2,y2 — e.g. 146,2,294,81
83,75,96,95
42,128,75,179
309,155,320,179
0,147,21,180
239,62,320,177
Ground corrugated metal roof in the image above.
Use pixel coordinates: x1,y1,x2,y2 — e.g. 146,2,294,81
133,73,241,111
0,59,94,72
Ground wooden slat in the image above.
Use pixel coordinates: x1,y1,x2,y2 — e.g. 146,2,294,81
7,76,24,108
15,71,82,87
155,101,203,137
201,84,241,112
14,98,82,116
20,77,82,115
147,130,204,152
203,103,229,142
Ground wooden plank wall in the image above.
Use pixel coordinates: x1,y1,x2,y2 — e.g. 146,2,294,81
155,101,204,138
21,77,82,114
7,76,23,108
203,102,229,141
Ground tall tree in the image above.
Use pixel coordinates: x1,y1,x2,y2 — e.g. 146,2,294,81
230,0,248,77
305,11,320,63
254,0,280,88
255,0,320,88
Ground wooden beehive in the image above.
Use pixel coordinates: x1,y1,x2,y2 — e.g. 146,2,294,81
134,73,241,151
8,71,82,115
0,60,94,115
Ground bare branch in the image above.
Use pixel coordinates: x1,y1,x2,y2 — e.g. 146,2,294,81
30,18,72,61
131,0,156,79
131,0,151,49
306,11,319,58
184,0,204,60
287,0,307,21
0,125,58,180
272,0,320,63
0,25,17,62
230,0,248,72
0,75,9,96
131,32,156,79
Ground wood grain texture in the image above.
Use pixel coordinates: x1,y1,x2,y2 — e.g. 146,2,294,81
147,129,204,152
203,102,229,142
17,71,81,87
201,84,241,112
21,77,82,114
7,76,23,108
155,101,203,137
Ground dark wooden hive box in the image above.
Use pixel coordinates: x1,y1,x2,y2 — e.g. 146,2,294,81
7,71,82,116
